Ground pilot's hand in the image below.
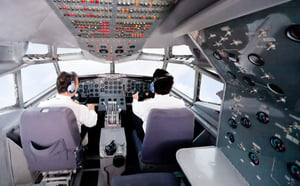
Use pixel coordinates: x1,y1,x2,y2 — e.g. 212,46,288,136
87,104,95,111
133,92,139,100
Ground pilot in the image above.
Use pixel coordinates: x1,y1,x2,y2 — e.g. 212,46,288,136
38,71,97,145
132,69,185,140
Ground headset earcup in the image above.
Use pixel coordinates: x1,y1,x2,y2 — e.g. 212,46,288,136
67,81,76,94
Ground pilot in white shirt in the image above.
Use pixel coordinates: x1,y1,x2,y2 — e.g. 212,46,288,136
132,69,185,138
39,71,97,144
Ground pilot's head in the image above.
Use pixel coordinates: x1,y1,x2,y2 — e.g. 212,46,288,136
56,71,79,95
152,69,174,95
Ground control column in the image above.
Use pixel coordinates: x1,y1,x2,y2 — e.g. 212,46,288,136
99,128,126,185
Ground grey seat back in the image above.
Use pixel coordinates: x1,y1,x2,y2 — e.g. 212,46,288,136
141,108,195,164
20,107,82,171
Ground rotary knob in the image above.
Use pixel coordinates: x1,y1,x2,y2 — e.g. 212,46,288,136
226,132,235,143
228,118,237,129
256,112,269,124
270,136,285,152
240,117,251,128
248,152,259,165
287,163,300,181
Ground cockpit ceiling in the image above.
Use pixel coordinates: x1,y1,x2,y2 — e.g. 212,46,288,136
45,0,176,61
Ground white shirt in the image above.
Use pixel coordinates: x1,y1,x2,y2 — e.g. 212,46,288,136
38,94,98,132
132,94,185,132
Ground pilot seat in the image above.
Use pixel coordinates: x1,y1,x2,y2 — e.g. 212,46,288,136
20,107,84,186
132,107,195,171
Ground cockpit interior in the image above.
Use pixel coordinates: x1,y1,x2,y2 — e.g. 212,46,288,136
0,0,300,185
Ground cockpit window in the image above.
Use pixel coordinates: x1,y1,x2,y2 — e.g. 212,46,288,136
0,74,16,109
172,45,192,55
57,48,82,54
167,63,195,98
142,48,165,55
59,60,110,76
21,63,57,102
199,74,223,104
115,60,163,76
26,42,48,54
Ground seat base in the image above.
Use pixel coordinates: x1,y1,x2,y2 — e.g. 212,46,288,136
41,170,75,186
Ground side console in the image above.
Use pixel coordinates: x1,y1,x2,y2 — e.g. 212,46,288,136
192,1,300,185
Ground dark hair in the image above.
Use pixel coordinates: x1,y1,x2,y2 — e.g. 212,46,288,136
56,71,78,93
152,69,174,95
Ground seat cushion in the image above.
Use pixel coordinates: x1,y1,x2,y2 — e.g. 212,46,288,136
111,172,179,186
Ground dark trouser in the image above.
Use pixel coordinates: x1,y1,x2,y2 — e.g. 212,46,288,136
131,113,145,141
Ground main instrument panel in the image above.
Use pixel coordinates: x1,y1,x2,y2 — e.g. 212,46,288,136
192,1,300,185
77,73,152,110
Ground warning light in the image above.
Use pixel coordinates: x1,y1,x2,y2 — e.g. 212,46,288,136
153,16,156,19
63,7,67,10
91,0,94,3
84,7,88,11
149,2,152,6
135,2,139,6
142,16,145,19
82,0,85,3
128,15,131,19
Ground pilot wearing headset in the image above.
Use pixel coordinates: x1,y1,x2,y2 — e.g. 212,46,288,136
132,69,185,140
39,71,97,145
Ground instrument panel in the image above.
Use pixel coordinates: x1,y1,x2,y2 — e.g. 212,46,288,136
77,74,152,111
192,1,300,185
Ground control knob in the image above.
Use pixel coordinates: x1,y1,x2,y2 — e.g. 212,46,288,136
270,136,285,152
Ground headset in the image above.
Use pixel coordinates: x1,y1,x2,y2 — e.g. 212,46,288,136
67,72,76,94
149,73,172,94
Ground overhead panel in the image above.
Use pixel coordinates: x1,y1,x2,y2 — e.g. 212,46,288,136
46,0,174,61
